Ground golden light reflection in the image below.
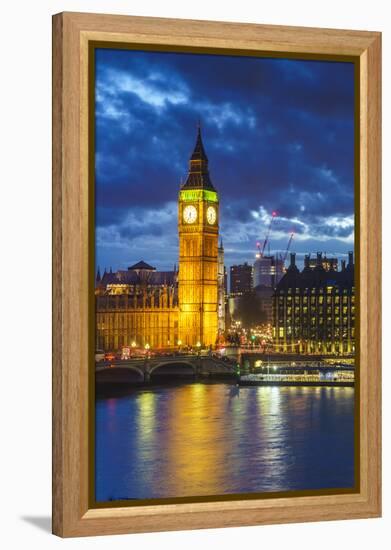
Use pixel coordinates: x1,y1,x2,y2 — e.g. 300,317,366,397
191,383,206,402
163,384,228,495
136,391,157,453
100,384,355,499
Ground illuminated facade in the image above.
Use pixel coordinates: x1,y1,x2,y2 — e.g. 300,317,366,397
273,252,355,355
95,262,178,350
217,240,226,335
96,127,221,351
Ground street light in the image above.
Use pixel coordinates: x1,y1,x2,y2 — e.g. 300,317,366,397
145,343,150,350
196,341,201,357
131,341,136,348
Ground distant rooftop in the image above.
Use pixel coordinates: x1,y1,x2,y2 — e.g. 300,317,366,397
276,252,354,291
128,260,156,271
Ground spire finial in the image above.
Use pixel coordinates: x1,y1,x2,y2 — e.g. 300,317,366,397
181,123,216,191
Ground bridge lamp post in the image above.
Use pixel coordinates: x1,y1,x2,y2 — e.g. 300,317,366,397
196,341,201,357
131,341,136,348
145,343,150,357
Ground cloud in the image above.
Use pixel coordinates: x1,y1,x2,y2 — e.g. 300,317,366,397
94,48,355,271
96,202,179,270
97,67,189,110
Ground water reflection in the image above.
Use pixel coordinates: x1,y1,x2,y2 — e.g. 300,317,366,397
95,383,355,501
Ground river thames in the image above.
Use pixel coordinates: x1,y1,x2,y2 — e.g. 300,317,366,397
95,383,355,502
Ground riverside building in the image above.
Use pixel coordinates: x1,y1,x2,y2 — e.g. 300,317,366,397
273,252,355,355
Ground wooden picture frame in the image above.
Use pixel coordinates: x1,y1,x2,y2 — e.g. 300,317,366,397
52,11,381,537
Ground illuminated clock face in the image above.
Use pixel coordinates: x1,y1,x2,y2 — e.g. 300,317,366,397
206,206,217,225
183,205,197,224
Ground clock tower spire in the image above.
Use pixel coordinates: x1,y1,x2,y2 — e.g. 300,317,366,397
178,125,219,348
182,123,216,191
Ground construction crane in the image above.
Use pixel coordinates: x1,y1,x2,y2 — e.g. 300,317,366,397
282,232,294,265
258,211,277,258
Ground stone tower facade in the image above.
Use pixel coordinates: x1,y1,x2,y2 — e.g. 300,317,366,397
217,240,226,335
178,126,219,347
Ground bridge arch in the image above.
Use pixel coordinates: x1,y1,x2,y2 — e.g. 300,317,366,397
96,365,145,384
149,361,197,380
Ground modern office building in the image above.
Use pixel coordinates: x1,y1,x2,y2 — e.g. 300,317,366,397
254,253,284,288
230,262,253,295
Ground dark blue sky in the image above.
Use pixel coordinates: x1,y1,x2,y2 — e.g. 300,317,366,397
95,48,355,272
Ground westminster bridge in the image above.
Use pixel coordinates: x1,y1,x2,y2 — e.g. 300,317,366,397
95,354,237,384
95,350,354,385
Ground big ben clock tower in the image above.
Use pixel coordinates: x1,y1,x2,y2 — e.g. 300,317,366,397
178,125,219,348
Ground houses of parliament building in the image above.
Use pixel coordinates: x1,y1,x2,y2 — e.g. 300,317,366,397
95,127,225,352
